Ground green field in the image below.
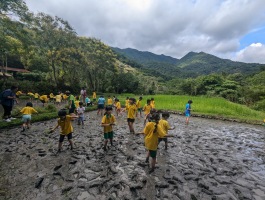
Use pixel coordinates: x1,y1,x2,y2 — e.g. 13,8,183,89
1,94,264,129
117,94,265,124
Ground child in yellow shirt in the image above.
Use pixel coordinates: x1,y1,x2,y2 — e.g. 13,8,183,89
143,99,152,124
20,102,38,132
114,98,122,116
158,112,175,150
138,112,173,173
136,96,143,117
126,98,137,134
50,109,78,152
101,106,116,151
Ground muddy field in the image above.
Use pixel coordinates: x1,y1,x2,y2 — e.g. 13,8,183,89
0,110,265,200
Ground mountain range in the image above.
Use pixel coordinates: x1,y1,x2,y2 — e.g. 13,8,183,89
112,47,264,79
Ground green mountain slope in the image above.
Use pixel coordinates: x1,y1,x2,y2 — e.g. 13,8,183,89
178,51,262,77
112,48,264,79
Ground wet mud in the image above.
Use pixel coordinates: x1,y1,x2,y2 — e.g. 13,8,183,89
0,111,264,200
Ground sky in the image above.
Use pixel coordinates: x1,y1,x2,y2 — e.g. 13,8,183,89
24,0,265,64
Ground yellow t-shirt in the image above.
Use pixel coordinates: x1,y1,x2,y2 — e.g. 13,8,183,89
107,98,113,105
116,102,121,109
93,92,96,99
158,119,170,138
143,104,152,115
57,115,73,135
34,93,39,99
150,100,155,108
39,95,48,102
27,92,34,97
49,93,55,98
16,91,22,96
101,114,116,133
75,100,80,108
55,95,62,102
143,122,166,151
126,104,137,119
125,99,129,107
20,107,38,115
63,94,68,100
136,100,142,108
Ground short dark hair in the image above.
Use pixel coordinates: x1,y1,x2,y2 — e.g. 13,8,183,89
188,100,193,104
162,112,170,118
26,102,33,107
11,86,18,90
58,109,67,117
105,106,112,111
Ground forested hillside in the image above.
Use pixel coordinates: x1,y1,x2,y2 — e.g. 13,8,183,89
0,1,159,95
112,48,264,79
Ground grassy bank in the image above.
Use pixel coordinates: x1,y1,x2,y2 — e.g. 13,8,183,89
117,94,265,124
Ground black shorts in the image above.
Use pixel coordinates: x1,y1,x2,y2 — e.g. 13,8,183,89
158,138,168,143
59,133,73,142
127,118,135,123
98,104,104,109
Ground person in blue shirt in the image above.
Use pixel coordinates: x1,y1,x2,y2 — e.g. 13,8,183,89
97,95,106,116
1,86,18,122
185,100,193,125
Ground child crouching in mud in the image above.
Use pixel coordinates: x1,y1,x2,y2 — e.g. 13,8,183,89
50,109,78,152
101,106,116,151
137,112,174,173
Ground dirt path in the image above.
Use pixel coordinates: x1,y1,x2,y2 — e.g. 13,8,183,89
0,111,264,200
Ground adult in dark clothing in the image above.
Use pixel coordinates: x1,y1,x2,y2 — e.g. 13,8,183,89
1,86,18,122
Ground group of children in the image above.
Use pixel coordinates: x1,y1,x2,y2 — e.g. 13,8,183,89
18,93,193,174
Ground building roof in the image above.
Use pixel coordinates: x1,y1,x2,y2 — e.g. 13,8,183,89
3,67,30,73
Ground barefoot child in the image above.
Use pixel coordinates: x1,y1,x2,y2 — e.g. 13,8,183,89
143,99,152,125
158,112,175,150
115,98,122,116
137,112,174,173
101,106,116,151
49,109,78,152
126,98,137,134
136,96,143,117
20,102,38,132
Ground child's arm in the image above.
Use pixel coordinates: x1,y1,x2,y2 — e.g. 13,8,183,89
101,123,115,127
49,124,59,133
164,134,175,137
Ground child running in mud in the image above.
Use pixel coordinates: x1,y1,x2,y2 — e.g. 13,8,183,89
49,109,78,152
136,96,143,118
137,112,174,173
114,98,122,116
126,97,137,134
20,102,38,132
143,99,152,124
101,106,116,151
158,112,175,150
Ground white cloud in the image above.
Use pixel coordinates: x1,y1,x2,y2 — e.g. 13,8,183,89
24,0,265,63
234,43,265,64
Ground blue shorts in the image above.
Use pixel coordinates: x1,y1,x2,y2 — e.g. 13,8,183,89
185,113,190,117
22,115,31,122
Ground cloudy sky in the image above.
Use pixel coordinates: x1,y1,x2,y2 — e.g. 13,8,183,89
24,0,265,64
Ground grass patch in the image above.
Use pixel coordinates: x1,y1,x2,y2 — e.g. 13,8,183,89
116,94,265,124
